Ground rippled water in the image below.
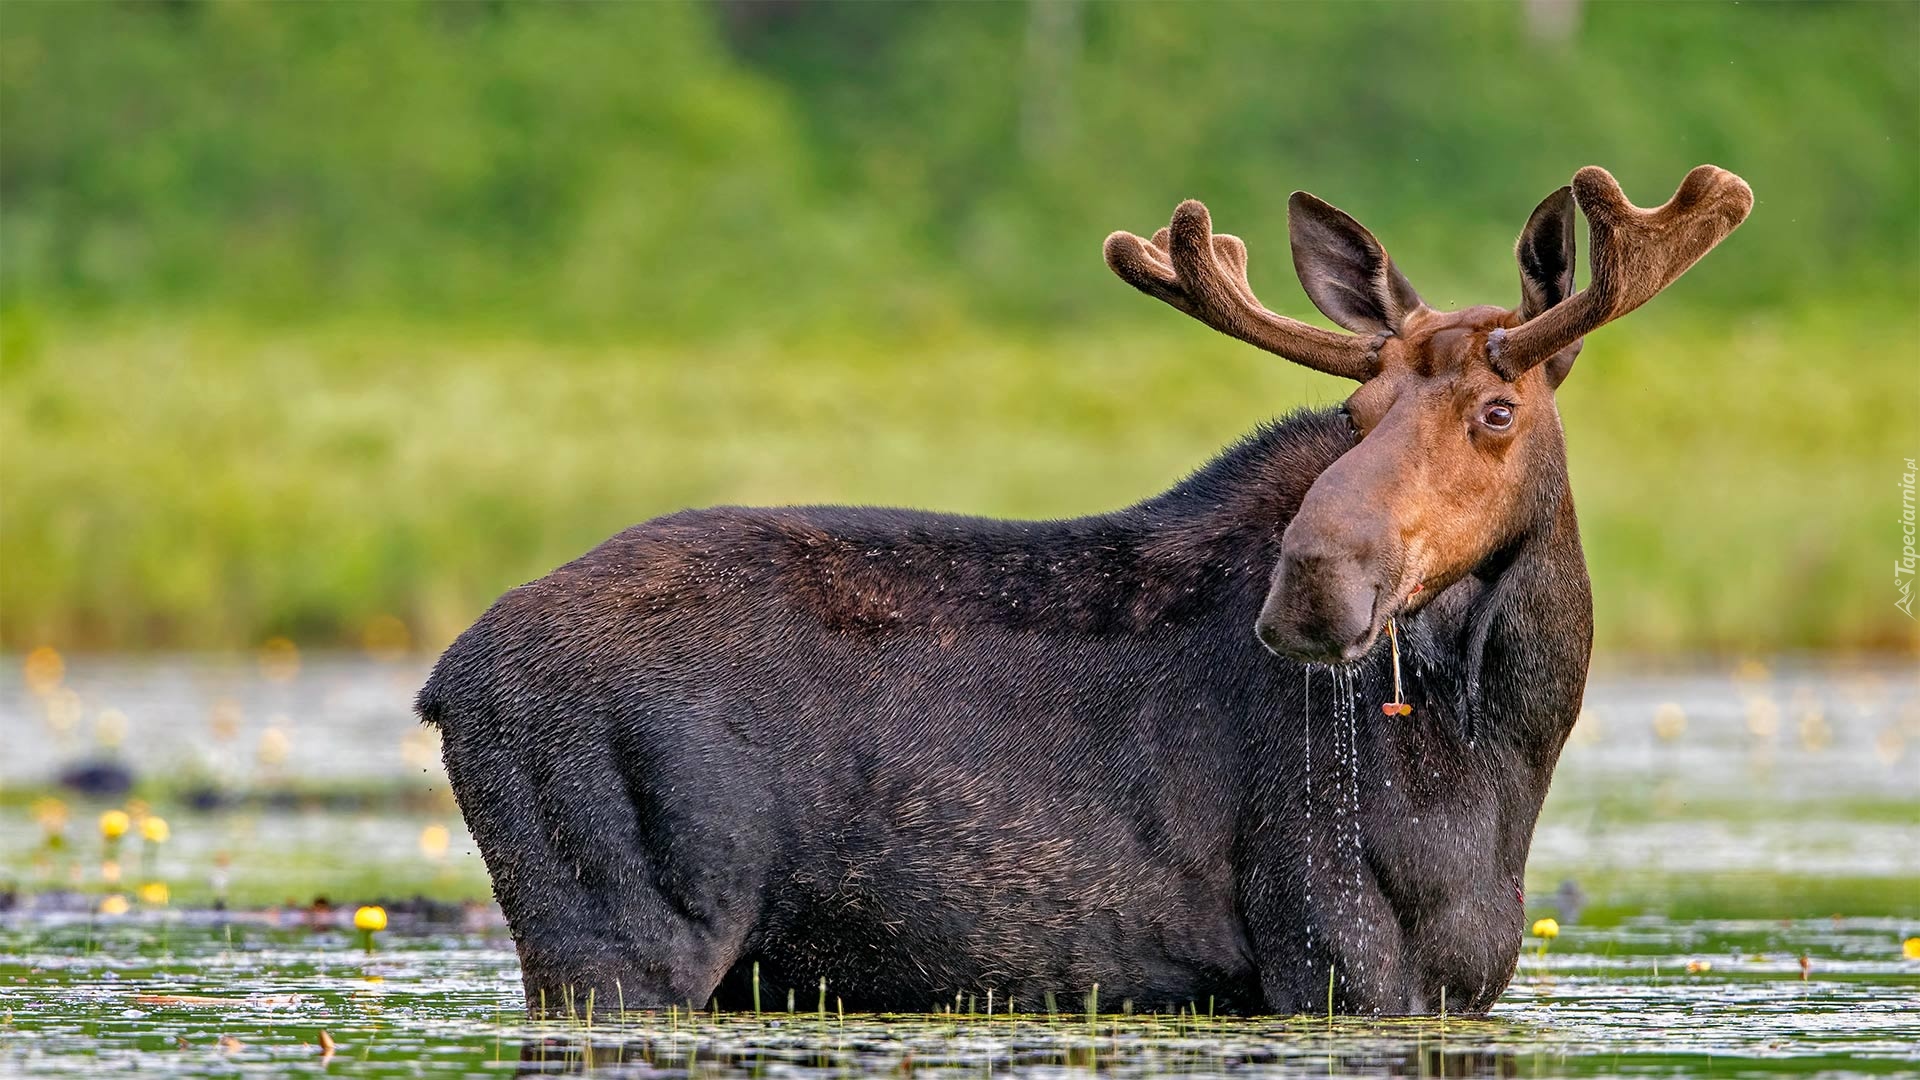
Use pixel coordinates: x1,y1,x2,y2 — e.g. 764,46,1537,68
2,914,1916,1078
2,655,1917,1076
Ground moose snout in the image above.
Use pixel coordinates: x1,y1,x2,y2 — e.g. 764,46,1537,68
1255,542,1384,665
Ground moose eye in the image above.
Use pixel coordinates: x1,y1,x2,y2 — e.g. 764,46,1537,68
1481,403,1515,430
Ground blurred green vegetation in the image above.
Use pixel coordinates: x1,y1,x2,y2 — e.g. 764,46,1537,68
1,1,1915,653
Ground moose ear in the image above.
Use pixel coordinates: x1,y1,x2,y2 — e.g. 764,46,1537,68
1543,340,1582,388
1288,192,1424,336
1516,186,1577,319
1516,186,1581,387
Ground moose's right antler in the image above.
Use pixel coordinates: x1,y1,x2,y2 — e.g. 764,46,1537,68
1490,165,1753,378
1105,200,1380,381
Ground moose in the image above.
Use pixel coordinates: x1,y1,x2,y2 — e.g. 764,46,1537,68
419,164,1751,1017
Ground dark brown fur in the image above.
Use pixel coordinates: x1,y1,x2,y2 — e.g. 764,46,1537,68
420,166,1748,1018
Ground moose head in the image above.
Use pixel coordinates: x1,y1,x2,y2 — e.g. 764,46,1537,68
1106,165,1752,665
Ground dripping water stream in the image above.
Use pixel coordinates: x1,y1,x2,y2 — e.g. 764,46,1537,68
1302,665,1314,966
1341,665,1356,992
1347,662,1363,999
1307,663,1367,1000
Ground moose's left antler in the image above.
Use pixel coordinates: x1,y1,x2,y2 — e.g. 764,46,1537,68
1490,165,1753,378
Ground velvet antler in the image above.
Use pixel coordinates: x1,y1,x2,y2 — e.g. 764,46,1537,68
1489,165,1753,378
1105,200,1380,381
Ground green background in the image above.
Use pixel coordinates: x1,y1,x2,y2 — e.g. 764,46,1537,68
2,0,1915,655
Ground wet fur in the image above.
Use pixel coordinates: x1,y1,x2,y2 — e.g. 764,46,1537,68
418,406,1592,1017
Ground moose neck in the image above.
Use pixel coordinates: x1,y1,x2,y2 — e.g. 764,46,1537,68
1398,425,1592,768
1128,407,1358,571
1141,407,1592,1014
1131,404,1592,772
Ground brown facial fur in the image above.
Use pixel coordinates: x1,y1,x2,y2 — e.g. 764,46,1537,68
1258,305,1564,662
1138,166,1747,665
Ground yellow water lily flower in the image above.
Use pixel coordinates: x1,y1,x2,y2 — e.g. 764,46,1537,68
418,824,450,859
141,816,170,843
34,797,68,834
1531,917,1560,939
353,905,388,932
1903,937,1920,961
98,894,130,916
99,810,130,840
138,882,170,905
24,646,64,696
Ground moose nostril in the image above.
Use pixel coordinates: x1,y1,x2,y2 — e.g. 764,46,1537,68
1341,626,1376,663
1254,619,1287,656
1260,545,1383,664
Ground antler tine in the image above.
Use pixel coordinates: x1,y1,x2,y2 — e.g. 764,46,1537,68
1490,165,1753,378
1105,200,1378,381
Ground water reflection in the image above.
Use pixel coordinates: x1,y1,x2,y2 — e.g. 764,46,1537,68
1,915,1915,1078
505,1027,1527,1079
2,655,1916,1078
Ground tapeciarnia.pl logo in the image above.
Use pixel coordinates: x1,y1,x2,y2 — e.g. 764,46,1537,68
1898,457,1917,619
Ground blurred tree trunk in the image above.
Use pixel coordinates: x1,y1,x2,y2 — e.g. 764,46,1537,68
1524,0,1582,42
1021,0,1081,161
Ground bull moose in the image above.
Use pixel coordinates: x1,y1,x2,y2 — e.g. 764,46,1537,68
419,165,1752,1017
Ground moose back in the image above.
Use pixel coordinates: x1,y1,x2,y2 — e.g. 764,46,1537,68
419,165,1751,1017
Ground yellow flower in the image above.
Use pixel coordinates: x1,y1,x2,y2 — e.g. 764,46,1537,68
24,646,64,696
99,810,130,840
94,708,129,748
138,882,170,905
257,725,292,766
258,636,301,683
1531,917,1560,939
141,816,170,844
353,905,388,932
1686,959,1713,974
1652,703,1687,742
98,894,130,916
361,613,412,660
418,824,451,859
33,797,68,833
1903,937,1920,961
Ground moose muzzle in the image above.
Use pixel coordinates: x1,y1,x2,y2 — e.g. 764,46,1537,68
1255,520,1387,665
1255,407,1410,665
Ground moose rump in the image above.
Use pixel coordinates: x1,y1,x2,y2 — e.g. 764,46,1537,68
418,504,1301,1015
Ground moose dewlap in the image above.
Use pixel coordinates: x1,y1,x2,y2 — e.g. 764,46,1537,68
418,165,1750,1018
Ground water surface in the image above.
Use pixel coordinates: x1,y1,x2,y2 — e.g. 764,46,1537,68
2,655,1916,1076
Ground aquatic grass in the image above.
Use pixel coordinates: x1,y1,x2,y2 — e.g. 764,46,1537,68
1,663,1913,1076
4,906,1918,1077
3,314,1914,655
